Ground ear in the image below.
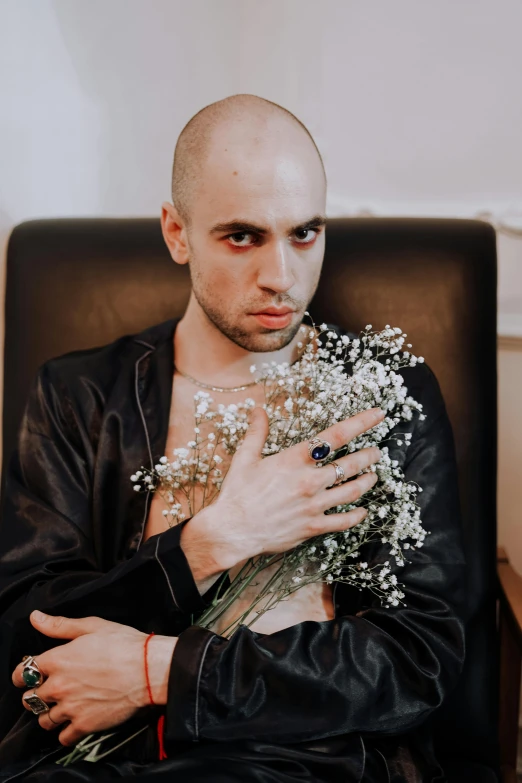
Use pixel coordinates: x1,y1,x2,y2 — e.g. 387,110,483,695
161,202,190,266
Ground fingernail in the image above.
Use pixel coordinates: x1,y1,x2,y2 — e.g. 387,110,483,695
32,610,46,622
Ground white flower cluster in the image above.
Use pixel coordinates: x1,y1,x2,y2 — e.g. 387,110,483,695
300,442,426,606
131,319,429,623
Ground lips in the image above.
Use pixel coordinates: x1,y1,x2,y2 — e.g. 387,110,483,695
252,311,295,329
252,308,295,315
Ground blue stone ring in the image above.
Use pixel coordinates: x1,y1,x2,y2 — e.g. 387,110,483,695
21,655,44,688
308,438,332,462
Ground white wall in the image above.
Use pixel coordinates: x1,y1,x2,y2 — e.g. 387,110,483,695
1,0,521,563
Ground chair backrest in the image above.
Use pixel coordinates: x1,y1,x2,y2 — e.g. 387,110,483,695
2,217,498,769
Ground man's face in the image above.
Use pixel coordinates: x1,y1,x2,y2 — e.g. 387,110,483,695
180,128,326,353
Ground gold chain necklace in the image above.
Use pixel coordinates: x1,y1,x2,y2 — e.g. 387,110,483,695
174,365,260,393
173,325,315,393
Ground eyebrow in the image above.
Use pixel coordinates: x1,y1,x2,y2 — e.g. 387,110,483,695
209,214,327,236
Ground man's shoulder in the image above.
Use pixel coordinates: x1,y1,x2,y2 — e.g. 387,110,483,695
36,316,179,394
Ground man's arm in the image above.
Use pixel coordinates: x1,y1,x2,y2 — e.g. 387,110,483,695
0,364,225,676
164,362,467,745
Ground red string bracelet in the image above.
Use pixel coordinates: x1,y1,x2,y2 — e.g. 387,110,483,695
144,632,169,760
144,632,156,705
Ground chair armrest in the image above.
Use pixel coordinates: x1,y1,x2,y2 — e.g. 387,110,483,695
498,546,522,647
498,547,522,779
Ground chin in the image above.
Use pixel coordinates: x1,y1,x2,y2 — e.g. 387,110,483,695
200,303,303,353
244,322,301,352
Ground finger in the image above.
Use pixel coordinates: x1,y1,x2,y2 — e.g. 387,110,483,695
12,656,48,688
38,706,67,731
21,672,55,712
30,611,115,639
21,692,34,711
298,407,385,461
319,505,370,535
12,665,24,688
319,469,378,510
59,722,87,747
236,407,269,463
20,688,52,717
29,678,54,704
312,447,381,491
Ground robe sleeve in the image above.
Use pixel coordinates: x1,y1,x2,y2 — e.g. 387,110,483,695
164,362,467,744
0,364,213,677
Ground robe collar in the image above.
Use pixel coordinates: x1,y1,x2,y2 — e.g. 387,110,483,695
124,316,181,554
133,315,182,465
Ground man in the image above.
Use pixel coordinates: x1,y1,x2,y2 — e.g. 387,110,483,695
0,94,465,781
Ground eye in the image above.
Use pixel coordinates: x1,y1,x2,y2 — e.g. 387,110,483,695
293,228,320,245
227,232,257,247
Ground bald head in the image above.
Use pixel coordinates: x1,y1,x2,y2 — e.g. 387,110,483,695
171,94,326,225
162,94,327,355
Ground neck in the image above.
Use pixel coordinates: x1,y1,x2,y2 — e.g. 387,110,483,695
174,295,308,387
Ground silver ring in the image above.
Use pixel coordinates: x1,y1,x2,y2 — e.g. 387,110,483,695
21,655,44,688
23,689,50,715
328,461,345,487
308,438,332,462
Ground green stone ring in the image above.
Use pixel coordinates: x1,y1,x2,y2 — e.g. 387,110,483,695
21,655,44,688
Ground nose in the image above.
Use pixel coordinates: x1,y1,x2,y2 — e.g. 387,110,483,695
256,240,295,293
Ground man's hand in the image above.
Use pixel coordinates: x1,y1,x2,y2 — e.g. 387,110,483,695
187,406,384,572
12,611,176,746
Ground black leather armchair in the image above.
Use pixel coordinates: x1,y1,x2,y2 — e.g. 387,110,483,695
2,217,509,781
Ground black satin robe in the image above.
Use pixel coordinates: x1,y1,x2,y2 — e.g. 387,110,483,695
0,317,466,782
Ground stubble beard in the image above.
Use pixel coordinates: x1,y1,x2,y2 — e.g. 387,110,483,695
190,279,308,353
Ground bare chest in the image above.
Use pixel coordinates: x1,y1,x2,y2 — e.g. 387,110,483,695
143,376,265,542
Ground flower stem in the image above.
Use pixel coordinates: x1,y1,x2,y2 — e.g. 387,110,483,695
195,553,282,630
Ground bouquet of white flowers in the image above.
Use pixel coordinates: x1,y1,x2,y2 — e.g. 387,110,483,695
131,317,428,639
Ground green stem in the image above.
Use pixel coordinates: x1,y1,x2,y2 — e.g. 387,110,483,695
218,554,294,637
84,725,149,762
197,557,271,628
195,557,257,626
56,733,115,765
195,553,282,630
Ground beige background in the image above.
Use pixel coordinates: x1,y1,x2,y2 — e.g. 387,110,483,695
1,0,521,567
